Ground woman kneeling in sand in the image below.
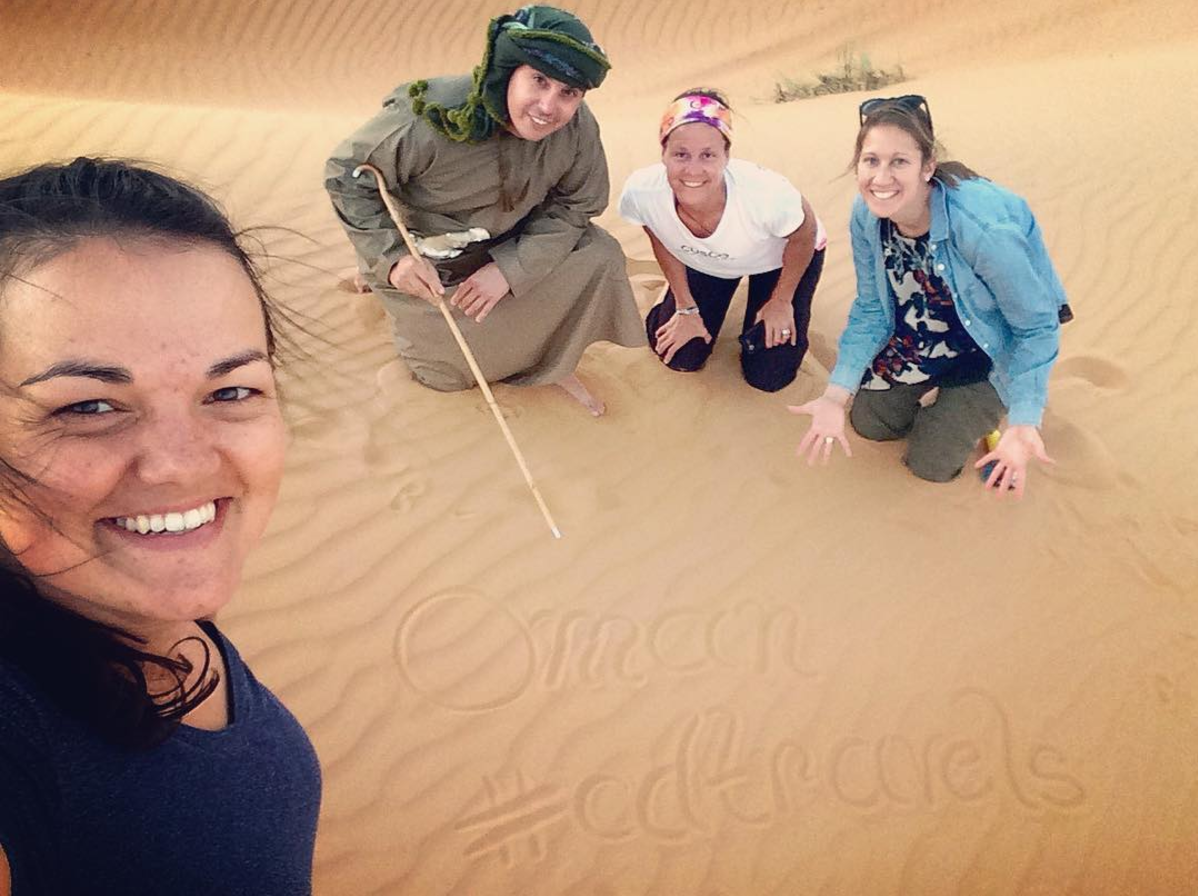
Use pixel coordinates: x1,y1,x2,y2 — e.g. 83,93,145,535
619,88,826,392
0,159,320,893
790,96,1068,495
325,5,644,416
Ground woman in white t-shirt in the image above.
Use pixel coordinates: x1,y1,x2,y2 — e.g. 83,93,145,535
619,88,826,391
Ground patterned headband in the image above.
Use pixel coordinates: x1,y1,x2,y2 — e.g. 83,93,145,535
659,94,733,144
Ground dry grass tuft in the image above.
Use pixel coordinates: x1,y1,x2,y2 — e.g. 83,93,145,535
773,48,906,103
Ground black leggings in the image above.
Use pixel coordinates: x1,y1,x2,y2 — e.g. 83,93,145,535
645,248,824,392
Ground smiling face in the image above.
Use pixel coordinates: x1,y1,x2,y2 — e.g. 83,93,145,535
662,122,729,205
855,123,936,234
0,237,286,637
505,64,585,141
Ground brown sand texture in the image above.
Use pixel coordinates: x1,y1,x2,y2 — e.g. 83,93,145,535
4,1,1198,893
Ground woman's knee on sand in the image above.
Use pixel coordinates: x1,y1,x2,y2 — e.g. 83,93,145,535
849,382,1004,482
849,387,919,442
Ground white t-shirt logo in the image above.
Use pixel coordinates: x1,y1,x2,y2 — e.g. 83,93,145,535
680,244,732,260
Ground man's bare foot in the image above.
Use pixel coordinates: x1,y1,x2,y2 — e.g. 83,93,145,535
337,268,373,293
556,373,605,417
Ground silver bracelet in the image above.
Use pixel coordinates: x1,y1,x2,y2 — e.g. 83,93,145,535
675,306,701,316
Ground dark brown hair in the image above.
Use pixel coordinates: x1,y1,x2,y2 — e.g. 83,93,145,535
0,157,279,749
851,103,981,188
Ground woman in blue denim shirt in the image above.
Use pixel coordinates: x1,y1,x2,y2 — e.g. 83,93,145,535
790,96,1067,496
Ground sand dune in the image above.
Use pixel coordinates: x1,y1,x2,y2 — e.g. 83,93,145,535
4,0,1190,109
4,1,1198,894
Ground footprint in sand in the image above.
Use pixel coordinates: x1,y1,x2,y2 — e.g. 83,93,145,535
388,473,430,513
1053,355,1130,390
364,438,431,512
1040,414,1121,490
360,414,434,513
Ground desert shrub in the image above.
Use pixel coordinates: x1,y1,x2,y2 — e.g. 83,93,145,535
774,48,906,102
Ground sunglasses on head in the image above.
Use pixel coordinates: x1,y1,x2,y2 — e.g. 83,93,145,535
859,94,933,132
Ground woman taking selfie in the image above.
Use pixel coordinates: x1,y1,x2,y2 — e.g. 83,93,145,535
0,158,320,894
791,95,1068,495
619,88,826,392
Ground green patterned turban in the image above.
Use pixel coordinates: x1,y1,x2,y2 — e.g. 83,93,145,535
409,5,611,143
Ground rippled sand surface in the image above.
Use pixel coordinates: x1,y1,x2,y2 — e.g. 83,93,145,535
4,1,1198,892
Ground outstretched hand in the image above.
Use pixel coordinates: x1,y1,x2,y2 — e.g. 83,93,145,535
974,424,1054,499
789,390,852,465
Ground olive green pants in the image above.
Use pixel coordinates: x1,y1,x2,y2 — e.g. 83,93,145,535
849,380,1005,482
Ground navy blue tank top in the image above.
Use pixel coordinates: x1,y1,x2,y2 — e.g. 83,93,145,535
0,623,321,895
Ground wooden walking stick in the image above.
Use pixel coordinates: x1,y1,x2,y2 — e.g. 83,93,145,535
352,162,562,539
